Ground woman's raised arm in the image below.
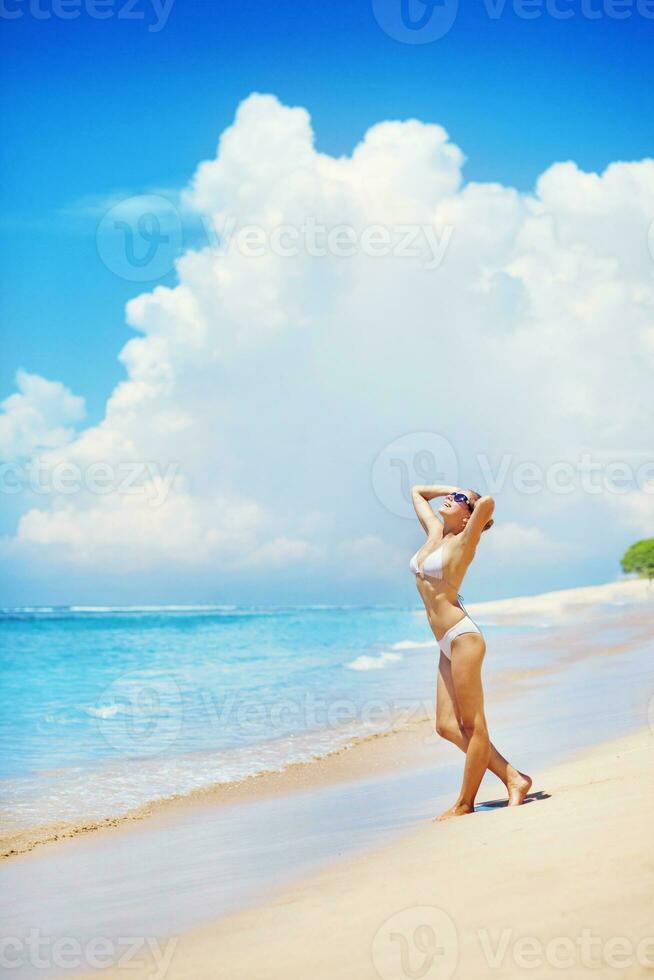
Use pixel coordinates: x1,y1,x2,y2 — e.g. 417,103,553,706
411,485,456,536
462,495,495,547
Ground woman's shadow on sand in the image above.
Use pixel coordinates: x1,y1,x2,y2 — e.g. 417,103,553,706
475,790,551,811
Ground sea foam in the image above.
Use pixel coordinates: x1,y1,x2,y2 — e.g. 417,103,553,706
345,652,403,671
391,639,436,651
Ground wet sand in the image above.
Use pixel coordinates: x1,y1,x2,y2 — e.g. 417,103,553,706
3,579,651,862
0,582,652,977
84,727,654,980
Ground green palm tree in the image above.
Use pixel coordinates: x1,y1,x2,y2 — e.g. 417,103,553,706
621,539,654,582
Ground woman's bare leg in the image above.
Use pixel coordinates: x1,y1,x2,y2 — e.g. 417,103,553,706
436,650,531,803
435,644,531,817
436,651,523,792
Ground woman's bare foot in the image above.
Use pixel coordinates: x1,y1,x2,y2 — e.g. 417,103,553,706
433,801,474,822
506,771,532,807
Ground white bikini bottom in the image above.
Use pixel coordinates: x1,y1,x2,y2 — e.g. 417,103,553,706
438,615,482,660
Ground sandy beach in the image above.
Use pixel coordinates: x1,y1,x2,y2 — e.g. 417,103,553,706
88,727,654,980
466,577,653,623
5,15,653,979
1,580,652,979
2,578,652,863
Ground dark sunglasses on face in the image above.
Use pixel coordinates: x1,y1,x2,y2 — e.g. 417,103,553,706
450,492,473,512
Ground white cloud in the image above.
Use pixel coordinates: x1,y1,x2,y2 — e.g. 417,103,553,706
57,187,190,224
481,522,570,566
336,535,406,580
0,371,85,459
606,483,654,537
16,493,269,569
2,93,653,592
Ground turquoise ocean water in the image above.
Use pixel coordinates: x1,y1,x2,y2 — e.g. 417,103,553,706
1,598,647,837
0,604,465,833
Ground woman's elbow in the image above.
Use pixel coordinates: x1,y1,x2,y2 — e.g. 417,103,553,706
477,495,495,530
474,495,495,519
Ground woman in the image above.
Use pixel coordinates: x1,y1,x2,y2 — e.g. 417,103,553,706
410,484,531,820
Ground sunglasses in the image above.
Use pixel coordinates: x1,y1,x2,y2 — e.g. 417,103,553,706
449,492,473,512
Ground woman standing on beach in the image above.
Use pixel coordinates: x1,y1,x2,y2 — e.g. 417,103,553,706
410,485,531,820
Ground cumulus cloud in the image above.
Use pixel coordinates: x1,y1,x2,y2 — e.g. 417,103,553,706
0,371,85,459
2,93,653,596
15,493,268,568
336,535,407,580
481,522,570,566
606,483,654,537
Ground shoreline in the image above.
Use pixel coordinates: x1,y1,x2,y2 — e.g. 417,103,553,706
84,726,654,980
0,712,438,861
2,582,652,978
467,576,652,623
2,578,652,862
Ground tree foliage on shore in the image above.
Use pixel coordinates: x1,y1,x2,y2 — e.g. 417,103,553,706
621,539,654,581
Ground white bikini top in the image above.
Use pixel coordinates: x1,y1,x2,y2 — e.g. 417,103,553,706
409,544,463,599
409,544,444,579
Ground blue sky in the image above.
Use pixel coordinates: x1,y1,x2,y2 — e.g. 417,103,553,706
3,0,652,415
1,0,653,604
